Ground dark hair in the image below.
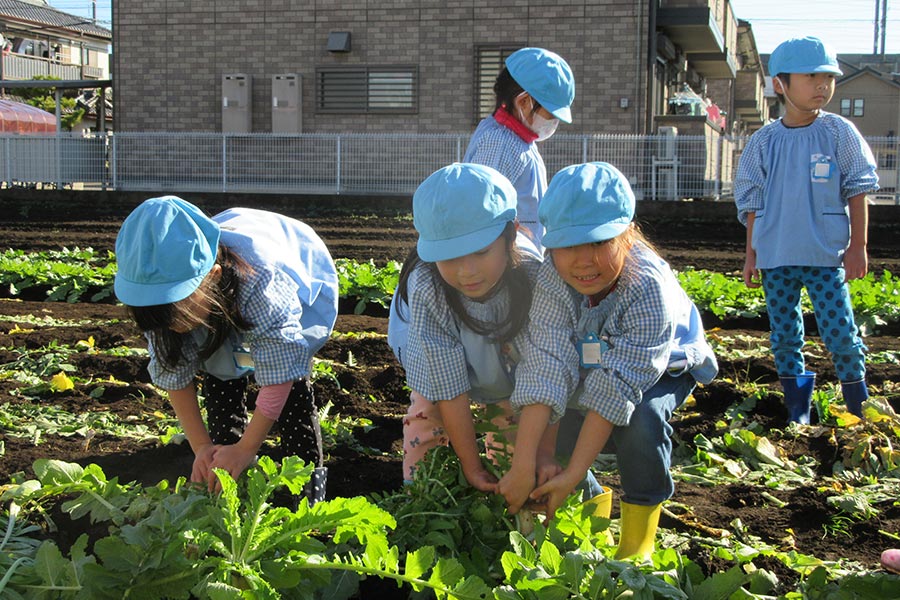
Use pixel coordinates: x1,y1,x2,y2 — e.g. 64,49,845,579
127,244,254,369
395,222,532,346
493,67,542,118
773,72,791,104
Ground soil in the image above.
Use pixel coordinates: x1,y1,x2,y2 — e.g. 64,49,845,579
2,205,900,588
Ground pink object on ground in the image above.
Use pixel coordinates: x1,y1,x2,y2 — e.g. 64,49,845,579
881,548,900,574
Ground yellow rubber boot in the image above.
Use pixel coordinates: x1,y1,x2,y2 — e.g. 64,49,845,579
580,486,614,545
614,501,662,560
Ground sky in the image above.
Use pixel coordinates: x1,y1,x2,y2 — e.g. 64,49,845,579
43,0,898,55
45,1,111,28
730,0,899,54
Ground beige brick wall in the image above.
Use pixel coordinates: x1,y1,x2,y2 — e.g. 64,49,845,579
113,0,652,134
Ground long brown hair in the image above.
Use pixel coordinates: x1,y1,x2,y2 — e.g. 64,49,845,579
127,244,254,369
395,222,532,346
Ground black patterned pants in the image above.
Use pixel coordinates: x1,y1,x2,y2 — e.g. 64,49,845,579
201,374,326,503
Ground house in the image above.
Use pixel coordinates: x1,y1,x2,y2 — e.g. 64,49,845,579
0,0,111,82
109,0,770,196
112,0,764,139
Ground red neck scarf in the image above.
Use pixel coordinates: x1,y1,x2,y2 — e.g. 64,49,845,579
493,107,538,144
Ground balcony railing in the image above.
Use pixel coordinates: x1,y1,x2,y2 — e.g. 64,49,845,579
0,53,96,81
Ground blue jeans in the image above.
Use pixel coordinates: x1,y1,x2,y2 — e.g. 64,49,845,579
761,265,866,382
557,374,694,506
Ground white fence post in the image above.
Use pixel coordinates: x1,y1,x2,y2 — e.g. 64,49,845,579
336,136,342,194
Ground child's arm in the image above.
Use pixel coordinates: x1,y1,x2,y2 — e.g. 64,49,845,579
844,193,869,281
531,410,613,517
168,383,217,487
743,212,761,288
437,393,498,493
498,403,552,513
536,420,562,485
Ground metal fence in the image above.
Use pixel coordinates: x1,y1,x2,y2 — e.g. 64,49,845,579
1,131,897,203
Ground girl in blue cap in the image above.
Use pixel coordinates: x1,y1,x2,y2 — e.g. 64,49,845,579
387,163,544,489
464,47,575,250
114,197,338,503
501,162,717,560
735,36,879,424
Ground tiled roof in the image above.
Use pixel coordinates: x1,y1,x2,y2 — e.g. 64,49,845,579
0,0,111,39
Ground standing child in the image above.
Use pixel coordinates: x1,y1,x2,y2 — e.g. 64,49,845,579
387,163,544,489
114,197,338,503
500,162,717,560
734,36,879,423
464,47,575,250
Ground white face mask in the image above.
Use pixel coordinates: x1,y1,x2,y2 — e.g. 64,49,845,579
530,112,559,141
516,92,560,141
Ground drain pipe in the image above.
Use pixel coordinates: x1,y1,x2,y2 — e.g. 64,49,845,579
645,0,658,134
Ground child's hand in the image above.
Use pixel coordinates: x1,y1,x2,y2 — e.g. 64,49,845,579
743,252,761,288
535,453,563,486
461,465,499,493
207,444,258,493
191,443,218,487
498,463,536,514
843,245,868,281
530,468,583,517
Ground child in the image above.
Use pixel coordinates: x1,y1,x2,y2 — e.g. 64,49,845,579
387,163,544,489
501,162,717,560
464,47,575,250
734,36,879,423
114,197,338,503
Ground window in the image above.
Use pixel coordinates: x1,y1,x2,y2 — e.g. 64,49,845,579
853,98,864,117
316,66,417,113
840,98,851,117
474,45,524,121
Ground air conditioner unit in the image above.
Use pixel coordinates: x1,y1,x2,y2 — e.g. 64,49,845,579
657,33,676,61
222,74,251,133
272,73,302,133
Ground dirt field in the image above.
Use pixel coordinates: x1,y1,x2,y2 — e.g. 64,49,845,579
2,198,900,585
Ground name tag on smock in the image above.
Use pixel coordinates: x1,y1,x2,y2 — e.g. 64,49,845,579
810,155,834,183
578,332,609,368
233,346,255,370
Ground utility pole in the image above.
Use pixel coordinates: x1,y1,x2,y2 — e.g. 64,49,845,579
874,0,881,54
874,0,889,55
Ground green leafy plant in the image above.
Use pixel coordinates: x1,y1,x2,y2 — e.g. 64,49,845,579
0,248,116,303
334,258,401,314
2,457,494,599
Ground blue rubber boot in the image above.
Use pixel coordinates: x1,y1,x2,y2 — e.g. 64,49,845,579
780,372,815,424
841,379,868,418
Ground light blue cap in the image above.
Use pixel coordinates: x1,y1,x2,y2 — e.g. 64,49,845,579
768,36,842,76
414,163,517,262
114,196,220,307
539,162,635,249
506,47,575,123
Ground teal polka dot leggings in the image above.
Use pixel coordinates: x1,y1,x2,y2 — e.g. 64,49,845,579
761,265,866,382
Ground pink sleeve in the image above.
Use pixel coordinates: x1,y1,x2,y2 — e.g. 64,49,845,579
255,381,294,420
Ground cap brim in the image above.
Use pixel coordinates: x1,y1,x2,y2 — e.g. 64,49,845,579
546,104,572,124
812,65,843,75
417,223,506,262
542,222,629,249
114,272,207,307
